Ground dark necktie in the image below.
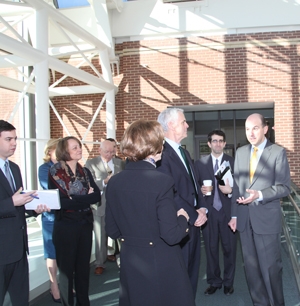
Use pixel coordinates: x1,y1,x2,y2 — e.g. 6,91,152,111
5,161,15,192
213,159,222,211
179,146,198,208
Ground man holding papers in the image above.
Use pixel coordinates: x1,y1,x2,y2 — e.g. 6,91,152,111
0,120,49,305
194,130,237,296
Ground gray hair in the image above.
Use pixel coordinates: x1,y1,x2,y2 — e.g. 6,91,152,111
157,108,184,132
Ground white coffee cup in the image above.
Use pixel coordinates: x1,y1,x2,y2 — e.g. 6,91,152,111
203,180,213,196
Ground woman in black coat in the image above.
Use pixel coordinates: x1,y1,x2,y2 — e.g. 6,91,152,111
105,120,195,306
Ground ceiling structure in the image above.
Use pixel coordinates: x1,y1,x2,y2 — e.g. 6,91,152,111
0,0,119,97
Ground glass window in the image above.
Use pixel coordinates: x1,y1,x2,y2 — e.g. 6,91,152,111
182,112,194,160
53,0,90,9
195,111,219,135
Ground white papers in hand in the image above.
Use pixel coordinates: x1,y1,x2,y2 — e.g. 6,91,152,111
25,189,61,210
214,160,234,187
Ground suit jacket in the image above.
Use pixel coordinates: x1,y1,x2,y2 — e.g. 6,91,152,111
232,140,291,234
0,161,28,265
194,154,234,221
156,142,207,225
105,161,195,306
85,157,125,216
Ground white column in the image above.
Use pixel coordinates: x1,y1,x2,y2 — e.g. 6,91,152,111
99,49,115,139
34,8,50,170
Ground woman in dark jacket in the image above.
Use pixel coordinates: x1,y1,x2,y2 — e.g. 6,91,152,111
48,136,100,306
105,120,195,306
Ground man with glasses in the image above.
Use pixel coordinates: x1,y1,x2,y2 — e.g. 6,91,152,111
194,130,237,296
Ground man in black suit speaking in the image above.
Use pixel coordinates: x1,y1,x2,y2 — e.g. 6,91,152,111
157,108,207,296
0,120,48,305
229,113,290,306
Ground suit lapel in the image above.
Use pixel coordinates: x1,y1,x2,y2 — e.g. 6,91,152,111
206,155,215,181
95,156,106,173
112,158,122,174
0,170,13,195
164,142,190,180
250,141,272,187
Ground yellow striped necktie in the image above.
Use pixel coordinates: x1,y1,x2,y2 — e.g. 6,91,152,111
249,147,258,183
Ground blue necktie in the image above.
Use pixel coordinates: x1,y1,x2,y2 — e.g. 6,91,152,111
5,161,15,192
179,146,198,208
213,159,222,211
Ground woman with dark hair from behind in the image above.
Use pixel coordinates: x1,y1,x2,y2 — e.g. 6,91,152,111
105,120,195,306
48,136,101,306
38,139,61,303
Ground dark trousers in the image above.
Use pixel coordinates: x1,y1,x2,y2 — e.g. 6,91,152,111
240,217,284,306
202,207,237,287
0,251,29,306
53,220,93,306
180,225,200,297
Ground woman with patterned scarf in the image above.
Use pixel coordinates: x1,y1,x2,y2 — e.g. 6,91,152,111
48,136,101,306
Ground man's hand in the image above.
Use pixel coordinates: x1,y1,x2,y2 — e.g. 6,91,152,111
200,185,213,196
237,189,259,205
35,204,51,214
104,174,113,185
219,178,232,195
228,218,237,232
194,208,207,227
12,188,37,207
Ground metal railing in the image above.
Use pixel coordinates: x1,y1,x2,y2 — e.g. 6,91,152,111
281,181,300,292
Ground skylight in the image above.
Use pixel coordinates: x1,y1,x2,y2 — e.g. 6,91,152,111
53,0,90,9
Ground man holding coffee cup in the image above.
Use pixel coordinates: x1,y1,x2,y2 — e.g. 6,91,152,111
194,130,237,296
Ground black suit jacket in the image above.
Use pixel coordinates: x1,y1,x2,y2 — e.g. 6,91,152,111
194,154,234,221
156,142,207,225
0,161,28,265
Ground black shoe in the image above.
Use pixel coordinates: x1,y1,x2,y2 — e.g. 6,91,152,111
204,285,221,295
224,286,234,295
50,291,61,303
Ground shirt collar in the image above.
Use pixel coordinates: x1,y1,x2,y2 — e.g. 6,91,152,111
211,153,223,164
0,158,7,170
252,137,267,152
164,137,181,152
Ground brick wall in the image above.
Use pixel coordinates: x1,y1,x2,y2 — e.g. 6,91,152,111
48,31,300,186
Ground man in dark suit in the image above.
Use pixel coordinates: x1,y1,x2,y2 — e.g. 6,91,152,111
229,113,290,306
157,108,207,296
85,140,124,274
0,120,48,305
195,130,236,296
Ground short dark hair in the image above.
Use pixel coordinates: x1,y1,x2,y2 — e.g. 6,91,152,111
207,130,226,142
56,136,82,162
106,138,116,143
121,120,164,161
0,120,16,136
258,114,267,127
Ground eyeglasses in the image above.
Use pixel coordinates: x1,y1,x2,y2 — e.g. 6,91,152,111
211,139,224,144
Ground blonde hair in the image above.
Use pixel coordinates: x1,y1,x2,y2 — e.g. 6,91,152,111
43,139,60,163
121,120,164,161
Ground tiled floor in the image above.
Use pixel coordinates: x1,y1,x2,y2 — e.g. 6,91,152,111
30,234,300,306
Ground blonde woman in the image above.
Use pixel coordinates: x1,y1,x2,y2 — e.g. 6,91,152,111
38,139,61,303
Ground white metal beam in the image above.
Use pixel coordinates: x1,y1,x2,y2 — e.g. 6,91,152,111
0,32,117,92
23,0,110,51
